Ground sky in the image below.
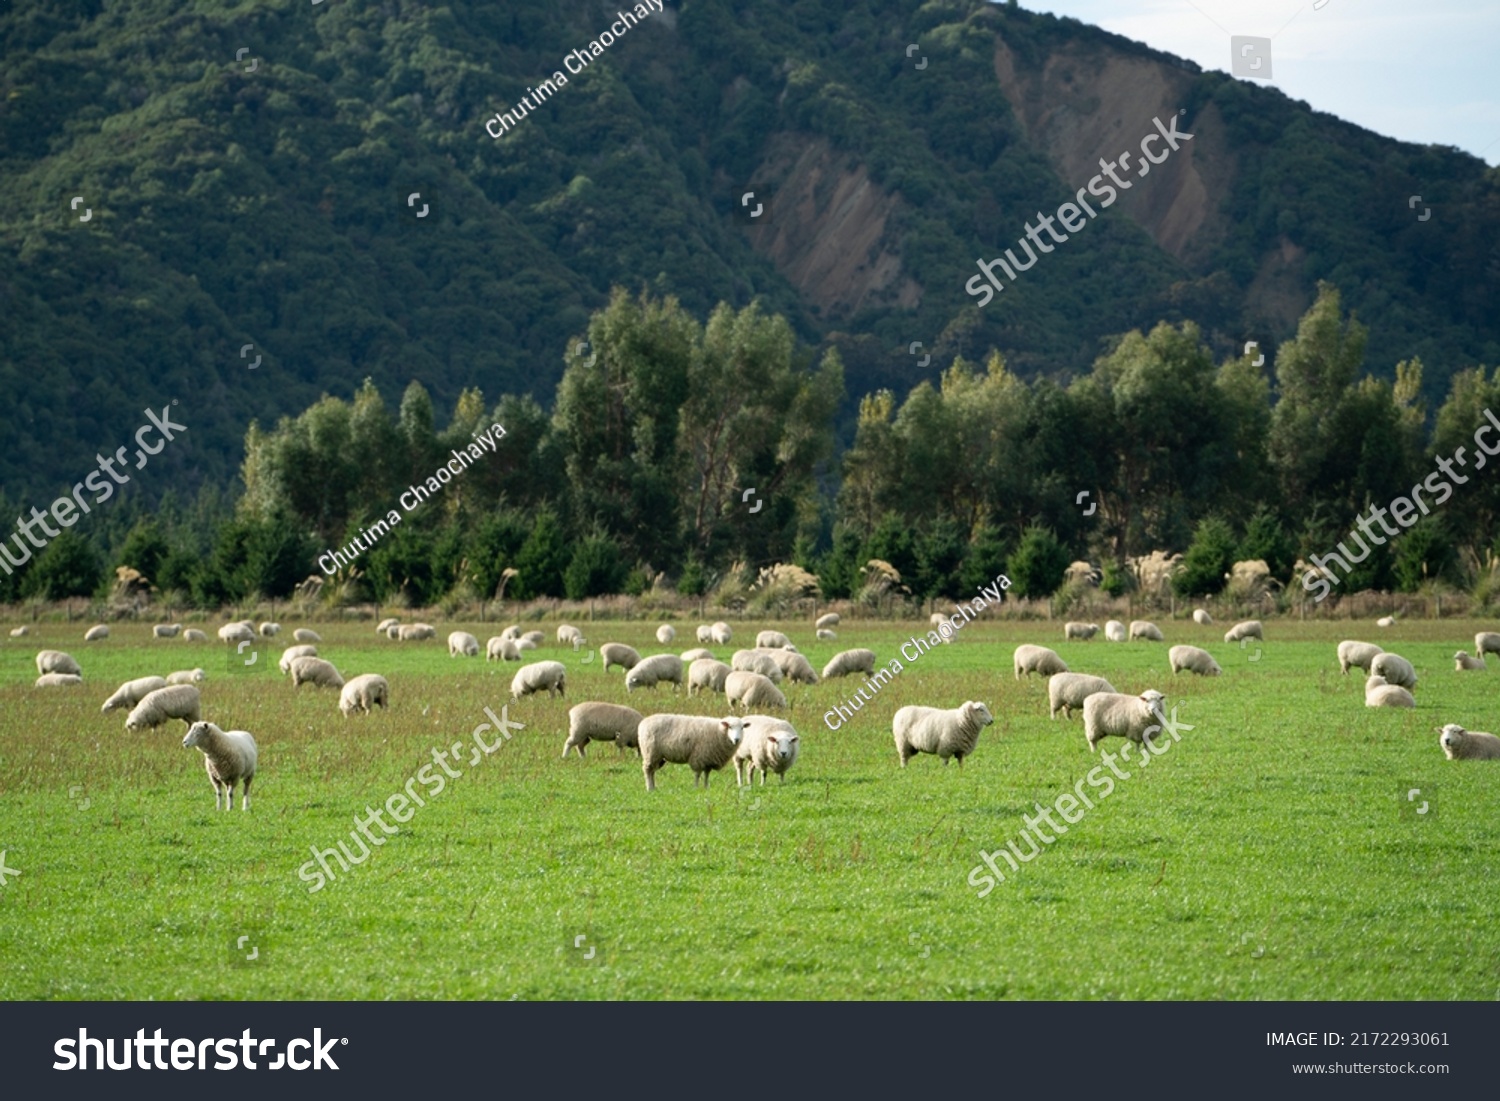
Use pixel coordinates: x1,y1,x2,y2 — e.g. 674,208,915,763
1008,0,1500,165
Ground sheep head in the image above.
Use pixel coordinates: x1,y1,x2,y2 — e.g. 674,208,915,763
966,701,995,727
1439,724,1467,753
183,721,213,749
720,717,746,745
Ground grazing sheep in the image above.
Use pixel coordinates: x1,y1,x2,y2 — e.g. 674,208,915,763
218,622,255,644
1084,689,1168,751
725,670,788,711
35,673,83,687
516,638,538,652
563,702,645,759
397,623,437,641
624,653,684,692
1104,620,1127,642
153,624,182,638
600,642,642,672
731,649,784,683
756,630,793,649
511,660,567,700
1192,609,1213,626
9,625,30,637
386,625,401,639
638,713,748,791
1223,620,1262,644
679,647,714,663
278,644,318,674
182,721,257,811
763,648,819,685
339,673,390,716
1454,650,1487,671
710,621,733,646
656,624,676,644
486,636,522,662
1474,632,1500,659
1129,620,1164,642
696,624,714,643
815,613,840,630
1439,723,1500,760
36,649,82,677
292,627,322,644
1365,674,1415,709
688,658,733,696
1371,652,1417,691
822,648,877,680
448,630,480,658
1337,640,1384,676
734,716,800,786
521,630,545,646
1064,622,1099,641
929,612,947,628
1014,644,1068,680
1047,672,1117,720
125,684,202,731
101,675,169,713
289,656,345,690
1169,644,1222,676
1376,615,1396,627
84,625,110,642
181,628,209,643
376,617,401,635
557,624,584,645
259,622,281,637
892,701,994,768
816,628,836,641
165,668,205,685
499,624,522,641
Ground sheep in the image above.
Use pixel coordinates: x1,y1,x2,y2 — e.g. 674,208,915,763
679,647,714,663
165,668,205,685
101,675,169,713
84,625,110,642
397,623,436,641
815,613,840,630
600,642,642,672
1337,640,1383,676
292,627,322,644
289,656,345,690
1192,609,1213,626
929,612,947,628
822,648,876,680
1129,620,1165,642
36,649,82,677
1047,672,1117,720
153,624,182,638
1439,723,1500,760
1104,620,1127,642
725,670,788,711
1064,622,1099,641
656,624,676,644
9,625,30,637
182,721,257,811
516,638,538,652
816,628,836,641
511,660,567,700
386,625,401,639
638,713,747,790
1474,632,1500,659
1365,674,1415,709
756,630,793,649
278,644,318,674
557,624,584,645
1376,615,1396,627
1454,650,1487,671
624,653,684,692
688,658,733,696
499,624,522,641
1223,620,1262,644
733,716,800,785
763,648,819,685
696,624,714,644
218,622,255,644
182,628,209,643
125,684,202,731
892,701,994,768
563,702,644,759
259,622,281,637
376,617,401,635
35,673,83,687
1168,644,1222,676
486,636,522,662
1084,689,1168,751
521,630,545,647
339,673,390,716
1370,652,1417,691
710,621,733,646
731,649,783,683
1014,644,1068,680
448,630,480,658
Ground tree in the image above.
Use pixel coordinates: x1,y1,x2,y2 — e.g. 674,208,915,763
1006,525,1068,599
116,520,172,583
512,509,569,599
564,533,627,599
1173,517,1238,597
24,530,103,599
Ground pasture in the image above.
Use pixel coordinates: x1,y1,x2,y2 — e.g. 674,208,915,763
0,615,1497,1000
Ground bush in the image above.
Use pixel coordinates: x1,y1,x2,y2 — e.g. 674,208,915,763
511,510,569,599
960,525,1011,593
1005,525,1069,599
1173,517,1238,597
1100,560,1132,597
1393,518,1458,592
676,556,708,597
1237,507,1297,580
23,530,103,599
564,534,627,599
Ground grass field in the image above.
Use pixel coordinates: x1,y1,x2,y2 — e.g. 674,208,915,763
1,615,1497,1000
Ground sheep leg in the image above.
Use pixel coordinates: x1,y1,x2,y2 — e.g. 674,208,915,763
955,753,964,769
643,761,658,792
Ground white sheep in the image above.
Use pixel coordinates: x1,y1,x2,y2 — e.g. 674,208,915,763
1337,640,1383,675
929,612,947,628
1192,609,1213,626
218,622,255,644
448,630,480,658
153,624,182,638
725,670,788,711
696,624,714,644
278,644,318,674
521,630,545,646
638,713,747,790
1223,620,1262,644
1047,672,1117,720
1365,674,1415,709
734,715,799,785
710,621,733,646
1014,644,1068,680
398,623,437,641
1454,650,1487,671
125,684,202,730
822,648,876,679
756,630,792,649
511,660,567,699
339,673,390,716
182,628,209,643
376,617,401,635
1439,723,1500,760
289,656,345,690
1129,620,1164,641
731,649,784,683
624,653,684,692
563,702,644,759
600,643,642,672
35,672,83,687
486,636,522,662
1168,644,1222,676
499,624,522,641
259,622,281,637
1370,652,1417,690
9,625,30,637
165,668,205,685
1474,632,1500,659
557,624,585,645
1376,615,1396,627
763,648,819,685
1064,621,1099,641
815,613,840,630
84,624,110,642
292,627,322,643
1104,620,1127,642
656,624,676,644
36,649,82,677
688,658,733,696
183,721,257,811
816,628,837,641
1084,689,1168,751
893,701,994,768
516,638,538,651
679,647,714,663
102,675,169,713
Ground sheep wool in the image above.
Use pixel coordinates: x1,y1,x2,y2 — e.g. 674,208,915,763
1064,622,1099,641
448,630,480,658
183,721,258,811
656,624,677,644
486,636,521,662
1084,690,1167,751
35,673,83,687
756,630,793,650
688,658,733,696
1013,644,1068,680
730,650,783,683
1473,632,1500,659
1168,645,1222,676
1337,640,1383,676
1223,620,1262,644
218,623,255,644
892,701,994,768
557,624,584,645
1129,620,1165,642
710,622,733,646
511,660,567,699
1047,672,1117,720
624,653,684,692
289,656,345,690
725,670,788,711
563,702,645,759
764,649,819,685
278,644,318,674
376,617,401,636
182,628,208,643
696,624,714,644
816,628,837,641
101,675,169,713
638,713,747,791
165,668,205,685
153,624,182,638
259,622,281,637
734,716,800,786
397,623,437,641
678,647,714,663
84,625,110,642
293,628,322,644
1439,723,1500,760
1104,620,1127,642
821,649,877,680
35,649,82,677
125,684,203,731
339,673,390,716
1365,674,1415,709
1192,609,1213,626
1370,652,1417,690
815,613,840,630
1454,650,1487,671
600,642,642,672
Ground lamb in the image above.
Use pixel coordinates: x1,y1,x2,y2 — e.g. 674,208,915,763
521,630,545,646
1370,652,1417,691
893,701,994,768
1047,672,1117,720
218,622,255,644
624,653,684,692
1337,640,1384,676
1454,650,1487,671
102,675,169,712
1104,620,1127,642
153,624,182,638
511,660,567,700
1192,609,1213,626
734,716,800,785
125,684,202,730
1365,674,1415,709
696,624,714,644
1474,632,1500,659
35,673,83,687
339,673,390,716
486,636,520,661
822,648,876,679
678,648,714,663
1064,622,1099,641
730,650,783,683
278,644,318,674
259,622,281,637
376,617,401,635
448,630,480,658
557,624,585,645
1129,620,1164,642
293,627,322,644
397,623,437,641
710,621,733,646
1223,620,1262,644
1084,689,1168,752
688,658,733,696
36,650,82,677
182,628,208,643
1014,644,1068,680
816,628,837,641
9,625,30,637
563,702,644,759
84,625,110,642
600,643,642,672
725,670,788,711
815,613,840,630
165,668,205,685
1439,723,1500,760
764,648,819,685
756,630,793,649
656,624,676,644
638,713,748,791
289,656,345,690
182,721,257,811
1168,644,1222,676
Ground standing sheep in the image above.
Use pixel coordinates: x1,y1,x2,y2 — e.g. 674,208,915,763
125,685,203,731
557,624,585,645
448,630,480,658
101,675,169,713
1376,615,1396,627
218,623,255,644
1370,652,1417,691
182,628,209,643
376,617,401,636
1454,650,1487,671
153,624,182,638
725,670,788,711
1474,632,1500,659
600,643,642,672
84,625,110,642
764,648,819,685
1223,620,1262,644
815,613,840,630
259,622,281,637
35,673,83,687
756,630,793,649
293,628,322,643
1064,622,1099,641
1192,609,1213,626
511,660,567,699
36,650,82,677
1337,640,1384,676
289,656,345,690
499,625,522,641
625,653,685,692
656,624,677,644
710,622,733,646
731,650,784,683
1084,689,1168,751
486,636,522,662
1129,620,1165,642
1047,672,1117,720
339,673,390,716
1014,644,1068,680
1168,645,1222,676
397,623,437,641
822,649,876,680
679,648,714,663
278,644,318,674
734,716,800,786
893,701,994,768
638,713,747,791
696,624,714,644
521,630,545,647
1104,620,1127,642
165,668,205,685
9,625,31,637
563,702,644,759
816,628,837,641
1439,723,1500,760
688,658,733,696
183,721,257,811
515,638,539,652
1365,674,1415,709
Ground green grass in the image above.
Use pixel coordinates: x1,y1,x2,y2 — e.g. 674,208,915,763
1,616,1497,1000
